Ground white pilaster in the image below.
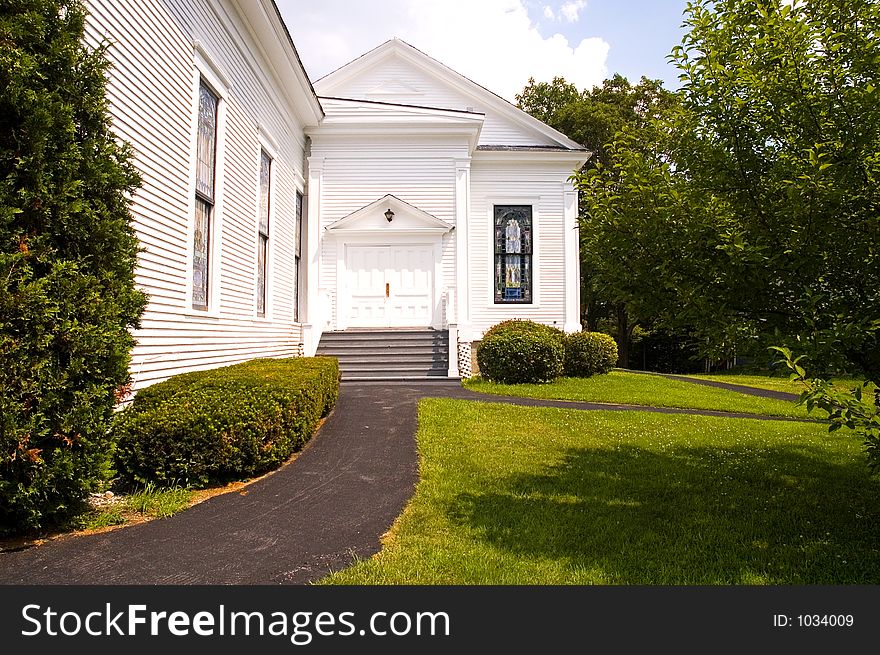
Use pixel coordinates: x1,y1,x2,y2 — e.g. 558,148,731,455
563,182,581,333
302,155,324,355
454,159,471,341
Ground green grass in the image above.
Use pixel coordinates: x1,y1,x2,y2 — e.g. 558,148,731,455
464,371,813,418
77,483,193,531
683,372,874,400
321,399,880,585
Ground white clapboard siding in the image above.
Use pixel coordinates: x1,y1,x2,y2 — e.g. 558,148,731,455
468,160,575,336
316,51,558,147
85,0,311,390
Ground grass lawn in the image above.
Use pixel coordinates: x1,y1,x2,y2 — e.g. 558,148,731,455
321,400,880,584
683,372,875,401
464,370,813,418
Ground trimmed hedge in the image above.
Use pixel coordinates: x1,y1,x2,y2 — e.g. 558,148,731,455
477,320,565,384
112,357,339,488
564,331,618,377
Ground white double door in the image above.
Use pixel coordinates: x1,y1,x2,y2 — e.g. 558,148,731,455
345,244,434,327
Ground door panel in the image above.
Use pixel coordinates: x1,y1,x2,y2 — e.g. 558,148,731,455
347,246,390,326
387,246,432,324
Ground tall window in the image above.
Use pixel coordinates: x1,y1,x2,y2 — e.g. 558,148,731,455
256,150,271,316
193,81,218,311
494,205,533,304
293,190,303,322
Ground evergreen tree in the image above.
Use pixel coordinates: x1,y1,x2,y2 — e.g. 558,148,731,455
0,0,146,533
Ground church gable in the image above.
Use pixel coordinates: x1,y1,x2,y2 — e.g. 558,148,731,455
315,40,580,149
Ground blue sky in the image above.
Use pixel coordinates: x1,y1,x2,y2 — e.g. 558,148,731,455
524,1,690,88
276,1,691,101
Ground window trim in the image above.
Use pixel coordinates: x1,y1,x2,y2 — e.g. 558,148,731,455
293,189,303,323
186,47,229,318
192,81,219,312
255,148,272,318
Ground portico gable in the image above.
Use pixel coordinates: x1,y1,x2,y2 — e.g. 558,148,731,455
325,196,453,330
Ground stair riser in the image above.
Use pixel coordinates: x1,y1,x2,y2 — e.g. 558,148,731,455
327,358,449,367
317,329,451,380
317,346,447,355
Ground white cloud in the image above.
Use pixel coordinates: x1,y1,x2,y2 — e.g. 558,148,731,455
276,0,609,101
560,1,587,23
543,5,555,19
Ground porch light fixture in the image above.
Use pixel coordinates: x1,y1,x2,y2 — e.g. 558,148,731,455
385,208,394,222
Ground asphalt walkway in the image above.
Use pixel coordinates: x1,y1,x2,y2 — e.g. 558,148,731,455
0,378,810,585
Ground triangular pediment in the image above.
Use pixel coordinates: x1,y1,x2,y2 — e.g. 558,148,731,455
315,39,585,150
326,195,453,235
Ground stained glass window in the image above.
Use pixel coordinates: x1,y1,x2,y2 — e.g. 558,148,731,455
196,85,217,201
293,191,303,322
193,81,218,310
494,205,532,303
257,150,271,316
192,198,210,310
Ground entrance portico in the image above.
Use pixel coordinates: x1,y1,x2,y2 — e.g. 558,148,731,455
325,195,453,331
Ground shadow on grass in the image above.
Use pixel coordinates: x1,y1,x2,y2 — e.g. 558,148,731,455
448,444,880,584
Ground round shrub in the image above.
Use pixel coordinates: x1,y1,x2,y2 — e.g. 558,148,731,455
477,320,565,384
564,331,618,377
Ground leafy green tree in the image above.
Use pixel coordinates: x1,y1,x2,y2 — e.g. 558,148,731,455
669,0,880,374
515,76,581,126
0,0,146,533
575,111,736,368
567,0,880,379
518,74,678,366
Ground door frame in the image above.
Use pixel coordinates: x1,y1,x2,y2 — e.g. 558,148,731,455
334,233,444,331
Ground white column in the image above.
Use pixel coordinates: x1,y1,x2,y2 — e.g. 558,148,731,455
454,159,471,341
302,156,324,355
563,182,581,333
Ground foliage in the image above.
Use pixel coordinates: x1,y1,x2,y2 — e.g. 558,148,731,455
773,347,880,472
517,75,678,365
565,0,880,378
515,76,581,126
476,320,565,384
517,74,676,169
668,0,880,372
0,0,146,535
631,326,707,374
563,331,618,377
112,357,339,488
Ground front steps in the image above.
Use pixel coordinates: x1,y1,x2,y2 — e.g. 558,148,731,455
316,328,453,381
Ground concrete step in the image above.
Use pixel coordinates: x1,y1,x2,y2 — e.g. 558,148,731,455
317,328,452,380
319,330,447,342
327,356,449,367
336,363,449,373
342,377,462,383
316,345,446,356
341,370,449,382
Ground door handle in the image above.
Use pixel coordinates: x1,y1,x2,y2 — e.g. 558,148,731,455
385,283,390,298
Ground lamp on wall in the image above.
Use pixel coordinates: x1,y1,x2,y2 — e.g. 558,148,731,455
384,208,394,222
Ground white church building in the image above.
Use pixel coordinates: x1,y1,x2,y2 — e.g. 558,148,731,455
85,0,588,387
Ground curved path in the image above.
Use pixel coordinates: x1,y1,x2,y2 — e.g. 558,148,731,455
0,379,809,585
